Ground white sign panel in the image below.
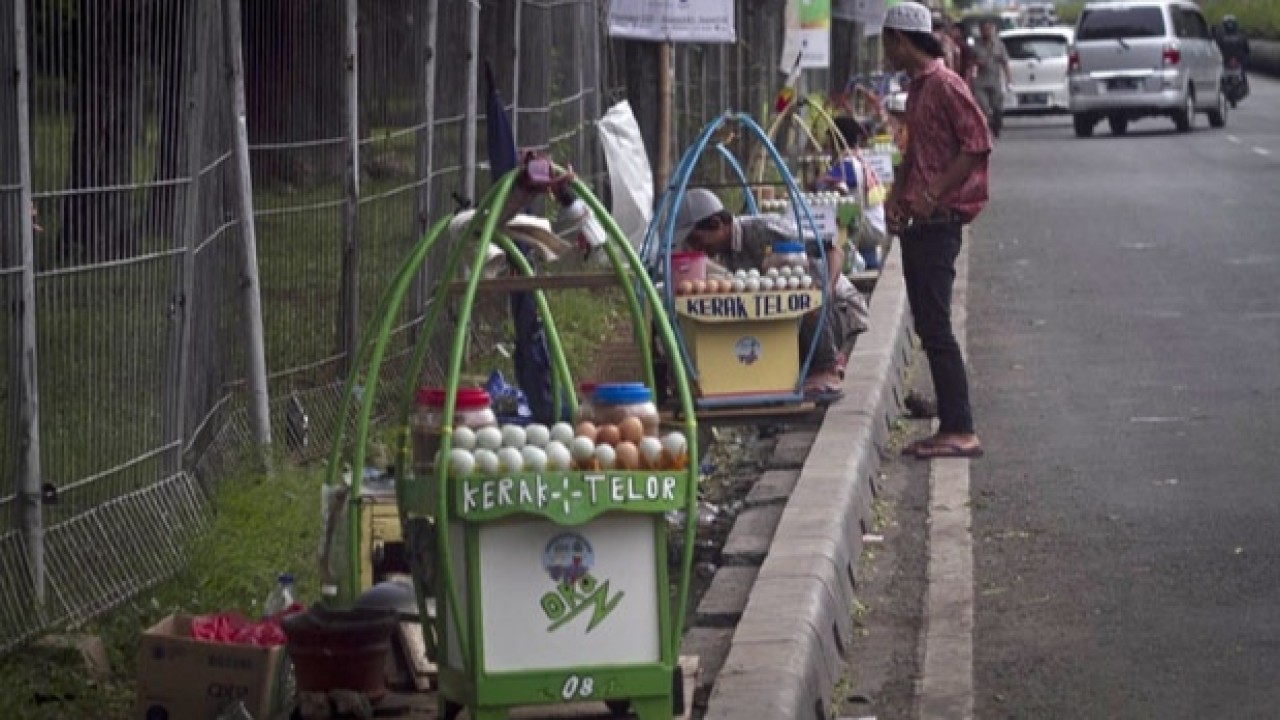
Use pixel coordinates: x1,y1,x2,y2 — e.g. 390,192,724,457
480,515,661,672
864,151,896,185
791,203,840,242
608,0,736,43
845,0,887,25
780,0,831,70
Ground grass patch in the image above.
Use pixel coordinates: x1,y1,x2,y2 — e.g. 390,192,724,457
0,465,328,720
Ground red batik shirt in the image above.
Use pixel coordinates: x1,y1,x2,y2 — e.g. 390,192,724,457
899,59,992,223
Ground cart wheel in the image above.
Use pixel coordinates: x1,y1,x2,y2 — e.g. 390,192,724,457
606,699,632,716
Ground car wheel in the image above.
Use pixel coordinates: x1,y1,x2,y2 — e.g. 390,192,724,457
1108,116,1129,135
1073,113,1095,138
1208,89,1227,128
1173,91,1194,133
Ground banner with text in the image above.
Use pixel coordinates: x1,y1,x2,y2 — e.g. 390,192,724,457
608,0,736,43
780,0,832,71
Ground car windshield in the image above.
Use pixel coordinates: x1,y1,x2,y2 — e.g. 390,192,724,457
1004,36,1070,60
1077,7,1165,40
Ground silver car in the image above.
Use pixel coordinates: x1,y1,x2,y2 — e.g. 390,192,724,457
1068,0,1225,137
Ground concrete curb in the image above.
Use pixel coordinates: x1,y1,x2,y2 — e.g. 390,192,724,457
703,241,912,720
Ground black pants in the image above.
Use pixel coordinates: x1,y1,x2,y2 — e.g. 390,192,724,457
901,221,974,434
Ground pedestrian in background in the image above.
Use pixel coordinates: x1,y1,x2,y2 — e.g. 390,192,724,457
881,1,989,459
971,20,1011,138
948,21,977,85
933,13,960,72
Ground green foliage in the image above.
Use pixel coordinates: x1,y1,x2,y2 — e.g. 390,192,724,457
1200,0,1280,39
0,466,327,720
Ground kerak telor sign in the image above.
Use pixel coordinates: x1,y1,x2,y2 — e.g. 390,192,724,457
455,471,687,523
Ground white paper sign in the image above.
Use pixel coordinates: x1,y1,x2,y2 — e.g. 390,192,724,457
864,151,896,185
780,0,831,70
792,203,840,242
608,0,736,43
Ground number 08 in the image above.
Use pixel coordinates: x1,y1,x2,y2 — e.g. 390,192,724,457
560,674,595,700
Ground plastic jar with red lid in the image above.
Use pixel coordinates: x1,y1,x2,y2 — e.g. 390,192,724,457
412,387,498,471
591,383,660,437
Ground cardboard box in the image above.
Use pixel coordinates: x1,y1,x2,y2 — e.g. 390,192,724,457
136,614,291,720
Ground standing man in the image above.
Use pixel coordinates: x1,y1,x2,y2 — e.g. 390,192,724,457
971,20,1012,138
882,1,990,459
948,21,978,85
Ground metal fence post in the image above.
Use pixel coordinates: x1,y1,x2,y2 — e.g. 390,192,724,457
222,0,273,453
9,0,44,604
463,0,480,200
410,0,440,326
337,0,360,376
166,0,216,472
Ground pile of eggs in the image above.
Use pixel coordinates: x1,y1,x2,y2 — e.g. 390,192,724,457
445,421,689,477
758,192,856,213
674,266,814,296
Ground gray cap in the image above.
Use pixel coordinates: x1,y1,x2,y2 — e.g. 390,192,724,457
671,188,724,246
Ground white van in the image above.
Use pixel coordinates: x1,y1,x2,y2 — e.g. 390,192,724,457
1068,0,1226,137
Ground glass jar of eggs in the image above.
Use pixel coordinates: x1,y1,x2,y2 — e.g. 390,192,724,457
412,386,498,473
590,383,661,438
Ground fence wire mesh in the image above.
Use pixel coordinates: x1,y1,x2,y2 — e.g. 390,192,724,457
3,0,870,652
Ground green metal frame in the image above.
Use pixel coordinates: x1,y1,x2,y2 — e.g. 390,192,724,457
323,168,699,719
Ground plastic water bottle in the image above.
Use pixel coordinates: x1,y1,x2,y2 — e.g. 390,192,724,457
263,573,296,617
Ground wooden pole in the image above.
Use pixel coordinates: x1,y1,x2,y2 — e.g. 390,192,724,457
656,41,674,193
223,0,273,453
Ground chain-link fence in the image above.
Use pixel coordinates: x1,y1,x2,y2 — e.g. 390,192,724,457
2,0,874,652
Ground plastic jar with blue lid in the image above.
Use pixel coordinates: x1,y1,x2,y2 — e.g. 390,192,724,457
591,382,660,437
764,240,808,273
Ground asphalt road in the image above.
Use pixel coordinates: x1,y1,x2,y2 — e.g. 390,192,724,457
968,74,1280,718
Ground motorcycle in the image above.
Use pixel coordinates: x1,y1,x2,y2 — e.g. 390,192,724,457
1222,57,1249,108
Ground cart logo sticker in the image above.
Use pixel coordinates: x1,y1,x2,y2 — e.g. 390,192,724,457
734,336,762,365
540,533,624,633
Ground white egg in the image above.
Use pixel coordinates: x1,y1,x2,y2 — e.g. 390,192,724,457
570,436,596,462
545,441,573,471
639,436,664,465
475,426,503,451
525,423,550,447
792,263,808,275
448,448,475,476
501,425,526,448
595,444,617,469
800,275,814,289
759,277,775,292
549,422,576,445
661,432,688,459
734,269,748,279
745,277,761,293
747,268,761,279
730,278,746,293
453,426,477,451
787,276,801,289
765,267,780,279
474,448,501,476
779,266,793,278
497,447,524,474
521,445,548,472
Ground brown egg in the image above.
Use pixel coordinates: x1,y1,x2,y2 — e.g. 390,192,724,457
617,416,645,445
615,441,641,470
596,423,621,447
677,280,693,296
575,421,597,443
692,280,707,295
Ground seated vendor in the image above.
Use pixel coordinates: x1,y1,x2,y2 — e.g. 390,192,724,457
671,189,869,402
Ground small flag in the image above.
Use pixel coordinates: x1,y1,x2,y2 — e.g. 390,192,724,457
775,51,803,113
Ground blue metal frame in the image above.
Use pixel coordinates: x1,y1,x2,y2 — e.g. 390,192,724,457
642,112,831,400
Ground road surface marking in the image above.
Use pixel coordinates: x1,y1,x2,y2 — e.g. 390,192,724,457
1227,135,1241,143
1254,147,1271,157
919,231,975,720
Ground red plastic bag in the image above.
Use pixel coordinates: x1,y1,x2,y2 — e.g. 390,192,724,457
190,603,304,647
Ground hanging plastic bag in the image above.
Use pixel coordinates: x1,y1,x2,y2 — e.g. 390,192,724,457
597,101,654,250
